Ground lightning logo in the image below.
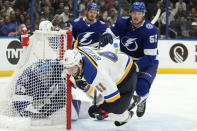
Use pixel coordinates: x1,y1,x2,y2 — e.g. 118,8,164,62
121,37,138,51
78,32,94,45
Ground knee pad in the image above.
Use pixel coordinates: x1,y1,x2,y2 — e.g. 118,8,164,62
136,79,150,97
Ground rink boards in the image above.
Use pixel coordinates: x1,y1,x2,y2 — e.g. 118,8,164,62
0,38,197,76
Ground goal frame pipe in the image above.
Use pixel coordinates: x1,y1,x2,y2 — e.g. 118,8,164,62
66,30,72,130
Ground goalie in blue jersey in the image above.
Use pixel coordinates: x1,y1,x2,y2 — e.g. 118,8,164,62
13,59,66,119
72,2,108,47
13,59,90,120
101,2,159,118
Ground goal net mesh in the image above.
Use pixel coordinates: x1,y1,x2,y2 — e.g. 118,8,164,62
0,30,72,130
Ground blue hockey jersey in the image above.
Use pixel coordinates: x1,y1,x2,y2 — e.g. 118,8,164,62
13,59,66,119
109,17,158,71
72,17,108,47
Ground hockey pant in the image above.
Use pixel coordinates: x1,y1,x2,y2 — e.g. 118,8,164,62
101,65,137,115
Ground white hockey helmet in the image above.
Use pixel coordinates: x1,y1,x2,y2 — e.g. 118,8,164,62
39,20,53,31
62,49,82,68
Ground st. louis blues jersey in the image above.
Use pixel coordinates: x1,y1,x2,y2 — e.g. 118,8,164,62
108,17,158,71
13,59,66,119
75,45,134,104
72,17,108,47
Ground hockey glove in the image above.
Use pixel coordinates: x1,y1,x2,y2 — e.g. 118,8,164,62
88,105,108,120
74,78,88,90
101,33,113,47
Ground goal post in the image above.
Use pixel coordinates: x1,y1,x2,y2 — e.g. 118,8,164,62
0,30,72,130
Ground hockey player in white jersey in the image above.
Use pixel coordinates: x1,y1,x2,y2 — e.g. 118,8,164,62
62,44,137,126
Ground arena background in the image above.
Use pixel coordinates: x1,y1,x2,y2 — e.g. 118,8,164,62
0,0,197,76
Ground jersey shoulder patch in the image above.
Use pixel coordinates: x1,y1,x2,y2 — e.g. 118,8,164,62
145,23,154,29
122,16,130,19
73,17,81,23
99,20,106,25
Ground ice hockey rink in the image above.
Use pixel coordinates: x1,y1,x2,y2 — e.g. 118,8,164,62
0,74,197,131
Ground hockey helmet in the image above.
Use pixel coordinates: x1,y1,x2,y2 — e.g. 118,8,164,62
34,60,52,76
130,2,146,12
86,2,99,12
39,20,53,31
62,49,82,68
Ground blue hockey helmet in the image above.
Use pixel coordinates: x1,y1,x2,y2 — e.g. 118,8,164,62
34,60,52,77
130,2,146,12
86,2,99,12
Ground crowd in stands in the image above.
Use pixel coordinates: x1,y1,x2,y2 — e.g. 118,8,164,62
145,0,197,39
0,0,197,39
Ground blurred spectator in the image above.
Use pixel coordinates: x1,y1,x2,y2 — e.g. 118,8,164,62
8,23,25,37
121,9,129,17
10,10,17,24
60,6,70,23
14,0,29,12
174,5,187,21
189,21,197,39
0,15,17,36
27,1,40,23
51,14,63,28
25,16,31,32
15,8,21,23
187,0,197,11
148,0,164,26
113,0,119,11
98,0,108,20
176,16,191,38
160,2,176,26
146,0,158,20
107,8,118,24
187,7,197,22
78,0,89,16
0,16,6,36
41,0,54,15
3,0,13,16
34,23,39,31
55,1,65,14
42,6,53,21
19,13,26,24
175,0,186,11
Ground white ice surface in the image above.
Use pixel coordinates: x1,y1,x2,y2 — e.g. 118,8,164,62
0,74,197,131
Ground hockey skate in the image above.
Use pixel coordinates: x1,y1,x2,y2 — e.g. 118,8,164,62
128,95,141,111
114,111,134,126
128,95,146,117
136,102,146,117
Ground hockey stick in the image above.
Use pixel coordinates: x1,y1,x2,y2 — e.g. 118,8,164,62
151,8,161,24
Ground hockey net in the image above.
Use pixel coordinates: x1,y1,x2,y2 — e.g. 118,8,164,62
0,30,72,130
